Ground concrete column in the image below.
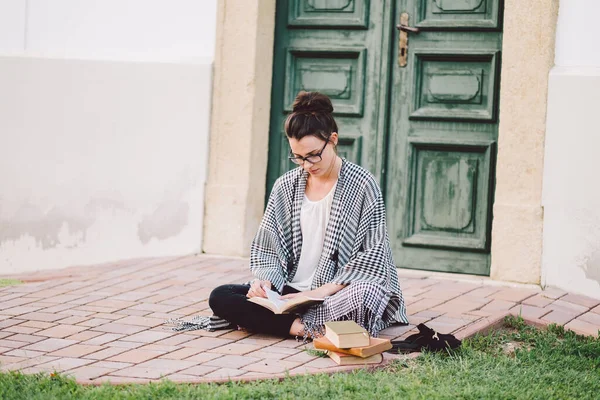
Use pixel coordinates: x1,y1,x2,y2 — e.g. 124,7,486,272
541,0,600,298
202,0,276,256
490,0,558,284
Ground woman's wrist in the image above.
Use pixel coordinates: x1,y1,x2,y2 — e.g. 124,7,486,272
317,283,346,297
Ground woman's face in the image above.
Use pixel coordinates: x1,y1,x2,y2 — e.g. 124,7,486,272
288,133,338,177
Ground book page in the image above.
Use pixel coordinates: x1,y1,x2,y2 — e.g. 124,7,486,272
264,287,288,311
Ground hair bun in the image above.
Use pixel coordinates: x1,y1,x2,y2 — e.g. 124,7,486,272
292,91,334,114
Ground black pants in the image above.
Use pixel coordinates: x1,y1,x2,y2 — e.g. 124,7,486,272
208,284,301,337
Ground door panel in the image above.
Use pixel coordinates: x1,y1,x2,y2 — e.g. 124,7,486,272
386,0,502,275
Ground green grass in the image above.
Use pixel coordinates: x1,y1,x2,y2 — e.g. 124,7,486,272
1,316,598,399
0,279,22,287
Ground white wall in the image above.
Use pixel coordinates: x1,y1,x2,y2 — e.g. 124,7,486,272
0,0,217,274
554,0,600,67
542,0,600,299
0,0,216,62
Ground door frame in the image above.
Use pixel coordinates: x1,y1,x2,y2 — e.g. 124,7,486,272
204,0,559,285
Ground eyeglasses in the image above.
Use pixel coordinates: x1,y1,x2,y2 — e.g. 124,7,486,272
288,141,328,165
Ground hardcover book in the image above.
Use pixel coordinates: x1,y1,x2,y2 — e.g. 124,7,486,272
324,321,370,348
313,336,392,358
248,287,324,314
327,351,384,366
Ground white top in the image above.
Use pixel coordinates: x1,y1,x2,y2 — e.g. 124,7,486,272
288,180,337,292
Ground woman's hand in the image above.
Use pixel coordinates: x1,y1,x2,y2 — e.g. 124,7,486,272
246,279,272,299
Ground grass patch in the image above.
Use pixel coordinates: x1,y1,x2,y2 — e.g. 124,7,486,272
0,316,598,399
0,279,22,287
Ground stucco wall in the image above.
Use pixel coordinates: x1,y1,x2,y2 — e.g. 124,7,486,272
0,0,217,274
542,0,600,298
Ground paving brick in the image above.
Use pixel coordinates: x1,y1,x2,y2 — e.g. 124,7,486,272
430,296,491,314
14,312,65,322
480,300,517,313
578,312,600,326
407,298,446,315
509,304,551,320
182,352,222,363
107,348,166,363
564,319,600,337
3,325,40,335
91,376,154,384
159,347,203,360
208,343,263,355
137,358,198,371
66,365,116,381
41,322,89,338
48,344,105,358
284,351,319,363
83,347,128,360
154,334,196,346
66,330,104,342
120,330,173,344
541,287,567,300
82,333,124,346
23,338,78,352
261,338,304,348
108,340,144,349
93,360,132,369
522,294,555,308
5,349,46,358
137,344,180,353
244,359,300,374
465,287,502,298
91,313,126,321
0,319,24,329
78,318,113,328
303,357,338,369
111,292,154,302
0,339,27,349
2,306,42,316
591,304,600,315
112,316,165,327
542,310,578,325
237,336,285,346
18,320,56,330
0,355,27,366
181,337,233,350
203,367,246,379
488,288,538,303
0,355,58,372
90,323,147,335
560,294,600,309
22,357,94,373
217,329,251,340
546,300,589,314
56,316,90,325
204,354,261,369
86,299,137,310
6,334,46,344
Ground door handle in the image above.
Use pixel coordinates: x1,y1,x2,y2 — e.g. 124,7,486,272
397,24,420,33
397,13,418,67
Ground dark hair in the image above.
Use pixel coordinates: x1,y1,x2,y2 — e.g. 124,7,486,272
284,91,338,142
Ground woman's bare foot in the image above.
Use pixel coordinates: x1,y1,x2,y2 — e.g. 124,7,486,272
289,317,311,338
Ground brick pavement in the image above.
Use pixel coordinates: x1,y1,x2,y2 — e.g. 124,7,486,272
0,255,598,385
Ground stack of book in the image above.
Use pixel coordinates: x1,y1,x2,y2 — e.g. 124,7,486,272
314,321,392,365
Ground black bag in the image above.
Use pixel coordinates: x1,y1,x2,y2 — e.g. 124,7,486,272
388,323,462,353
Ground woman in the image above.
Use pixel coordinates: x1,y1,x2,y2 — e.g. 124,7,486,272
174,91,408,340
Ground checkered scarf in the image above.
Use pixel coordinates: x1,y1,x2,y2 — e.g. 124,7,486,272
168,159,408,337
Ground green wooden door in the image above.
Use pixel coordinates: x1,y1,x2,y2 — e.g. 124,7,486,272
386,0,502,275
267,0,503,276
266,0,393,191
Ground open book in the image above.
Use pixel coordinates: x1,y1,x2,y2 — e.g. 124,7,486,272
247,287,324,314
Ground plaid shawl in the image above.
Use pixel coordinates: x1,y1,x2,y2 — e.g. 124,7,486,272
168,159,408,337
